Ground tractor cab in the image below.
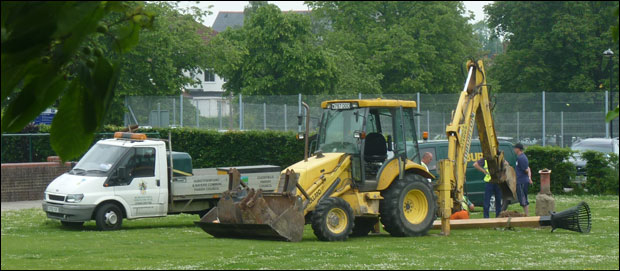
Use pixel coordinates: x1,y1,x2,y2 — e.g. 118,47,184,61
317,99,421,190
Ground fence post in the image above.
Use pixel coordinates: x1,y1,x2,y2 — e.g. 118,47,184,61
427,110,430,136
196,105,200,128
605,90,609,138
284,104,288,131
124,96,128,127
157,102,161,127
239,93,243,130
561,111,564,147
358,93,362,99
517,111,520,142
442,112,445,136
298,93,302,133
180,94,184,127
218,100,222,130
263,103,267,130
172,97,176,126
417,92,421,139
28,135,32,162
542,91,546,146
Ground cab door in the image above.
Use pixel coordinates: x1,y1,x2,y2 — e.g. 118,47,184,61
111,147,162,218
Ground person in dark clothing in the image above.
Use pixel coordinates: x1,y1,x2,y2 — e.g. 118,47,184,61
513,143,532,216
473,158,502,218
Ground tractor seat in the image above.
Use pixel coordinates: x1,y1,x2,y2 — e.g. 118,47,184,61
364,133,387,162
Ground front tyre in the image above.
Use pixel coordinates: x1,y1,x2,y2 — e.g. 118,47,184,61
311,197,354,241
95,203,123,231
380,175,436,237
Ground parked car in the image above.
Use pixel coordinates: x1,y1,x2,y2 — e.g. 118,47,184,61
569,138,619,181
417,139,518,211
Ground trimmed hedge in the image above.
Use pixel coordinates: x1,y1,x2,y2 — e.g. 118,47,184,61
1,125,305,169
524,145,576,194
582,151,619,195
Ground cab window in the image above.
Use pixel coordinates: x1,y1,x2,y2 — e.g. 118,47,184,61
109,147,156,186
419,147,437,171
132,148,156,178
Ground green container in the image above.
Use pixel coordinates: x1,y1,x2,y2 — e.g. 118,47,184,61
168,151,193,176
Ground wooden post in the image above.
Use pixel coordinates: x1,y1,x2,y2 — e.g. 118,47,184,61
432,217,543,230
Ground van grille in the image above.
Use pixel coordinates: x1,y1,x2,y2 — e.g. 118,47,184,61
48,194,65,202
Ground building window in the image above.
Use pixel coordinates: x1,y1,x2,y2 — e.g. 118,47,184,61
204,69,215,82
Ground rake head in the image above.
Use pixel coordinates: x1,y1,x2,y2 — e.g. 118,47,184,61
543,201,591,233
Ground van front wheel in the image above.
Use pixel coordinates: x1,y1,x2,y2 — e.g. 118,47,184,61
95,203,123,231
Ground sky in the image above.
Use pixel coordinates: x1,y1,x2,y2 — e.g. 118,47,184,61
178,1,493,27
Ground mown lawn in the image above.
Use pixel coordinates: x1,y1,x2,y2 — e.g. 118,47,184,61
1,195,618,270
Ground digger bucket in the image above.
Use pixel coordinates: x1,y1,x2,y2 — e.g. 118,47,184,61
491,160,517,204
194,169,306,242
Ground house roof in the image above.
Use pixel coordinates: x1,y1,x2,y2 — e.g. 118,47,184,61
212,11,245,33
212,10,311,33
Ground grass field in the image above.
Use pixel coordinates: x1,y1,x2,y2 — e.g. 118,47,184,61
1,195,618,270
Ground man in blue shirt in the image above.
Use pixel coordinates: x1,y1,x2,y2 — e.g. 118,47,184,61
474,158,502,218
514,143,532,216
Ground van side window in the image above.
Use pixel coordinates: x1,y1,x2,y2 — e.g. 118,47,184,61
131,148,156,178
419,147,437,171
111,147,156,186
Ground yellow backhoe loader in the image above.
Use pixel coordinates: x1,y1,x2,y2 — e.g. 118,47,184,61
195,59,517,241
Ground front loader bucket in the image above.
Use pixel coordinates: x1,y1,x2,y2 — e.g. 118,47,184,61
194,169,305,242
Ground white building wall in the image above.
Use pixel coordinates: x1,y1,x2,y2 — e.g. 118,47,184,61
183,69,225,93
182,69,229,118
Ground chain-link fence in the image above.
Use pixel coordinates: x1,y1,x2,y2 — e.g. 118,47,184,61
125,91,619,147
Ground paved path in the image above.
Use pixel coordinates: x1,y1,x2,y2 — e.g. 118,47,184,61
1,200,43,212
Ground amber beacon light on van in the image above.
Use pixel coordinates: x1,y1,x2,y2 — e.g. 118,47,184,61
113,132,147,140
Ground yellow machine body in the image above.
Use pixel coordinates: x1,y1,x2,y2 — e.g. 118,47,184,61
197,98,437,242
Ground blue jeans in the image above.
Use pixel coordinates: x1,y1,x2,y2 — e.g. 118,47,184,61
516,182,530,207
483,182,502,218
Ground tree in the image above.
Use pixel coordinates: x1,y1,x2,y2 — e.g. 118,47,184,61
244,1,269,19
1,1,153,160
308,1,478,94
207,4,337,96
472,21,503,58
99,1,212,125
485,1,619,94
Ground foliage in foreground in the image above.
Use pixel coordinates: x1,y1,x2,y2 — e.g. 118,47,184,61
1,1,153,161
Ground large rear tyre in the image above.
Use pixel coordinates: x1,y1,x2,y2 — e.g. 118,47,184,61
311,197,354,241
380,175,436,237
350,217,379,237
95,203,123,231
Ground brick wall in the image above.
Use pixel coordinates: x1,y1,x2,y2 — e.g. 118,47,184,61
1,158,72,202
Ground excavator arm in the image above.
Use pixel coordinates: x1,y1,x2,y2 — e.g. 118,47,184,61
438,59,517,236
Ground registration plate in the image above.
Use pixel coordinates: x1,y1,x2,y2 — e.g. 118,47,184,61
47,206,60,213
330,103,351,110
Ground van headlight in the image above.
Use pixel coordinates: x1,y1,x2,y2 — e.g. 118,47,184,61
65,194,84,203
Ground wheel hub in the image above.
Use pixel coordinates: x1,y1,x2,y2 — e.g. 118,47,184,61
104,211,118,225
325,208,347,234
403,189,428,224
328,213,340,227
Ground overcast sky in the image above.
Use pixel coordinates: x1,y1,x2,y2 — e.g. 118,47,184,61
178,1,493,27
